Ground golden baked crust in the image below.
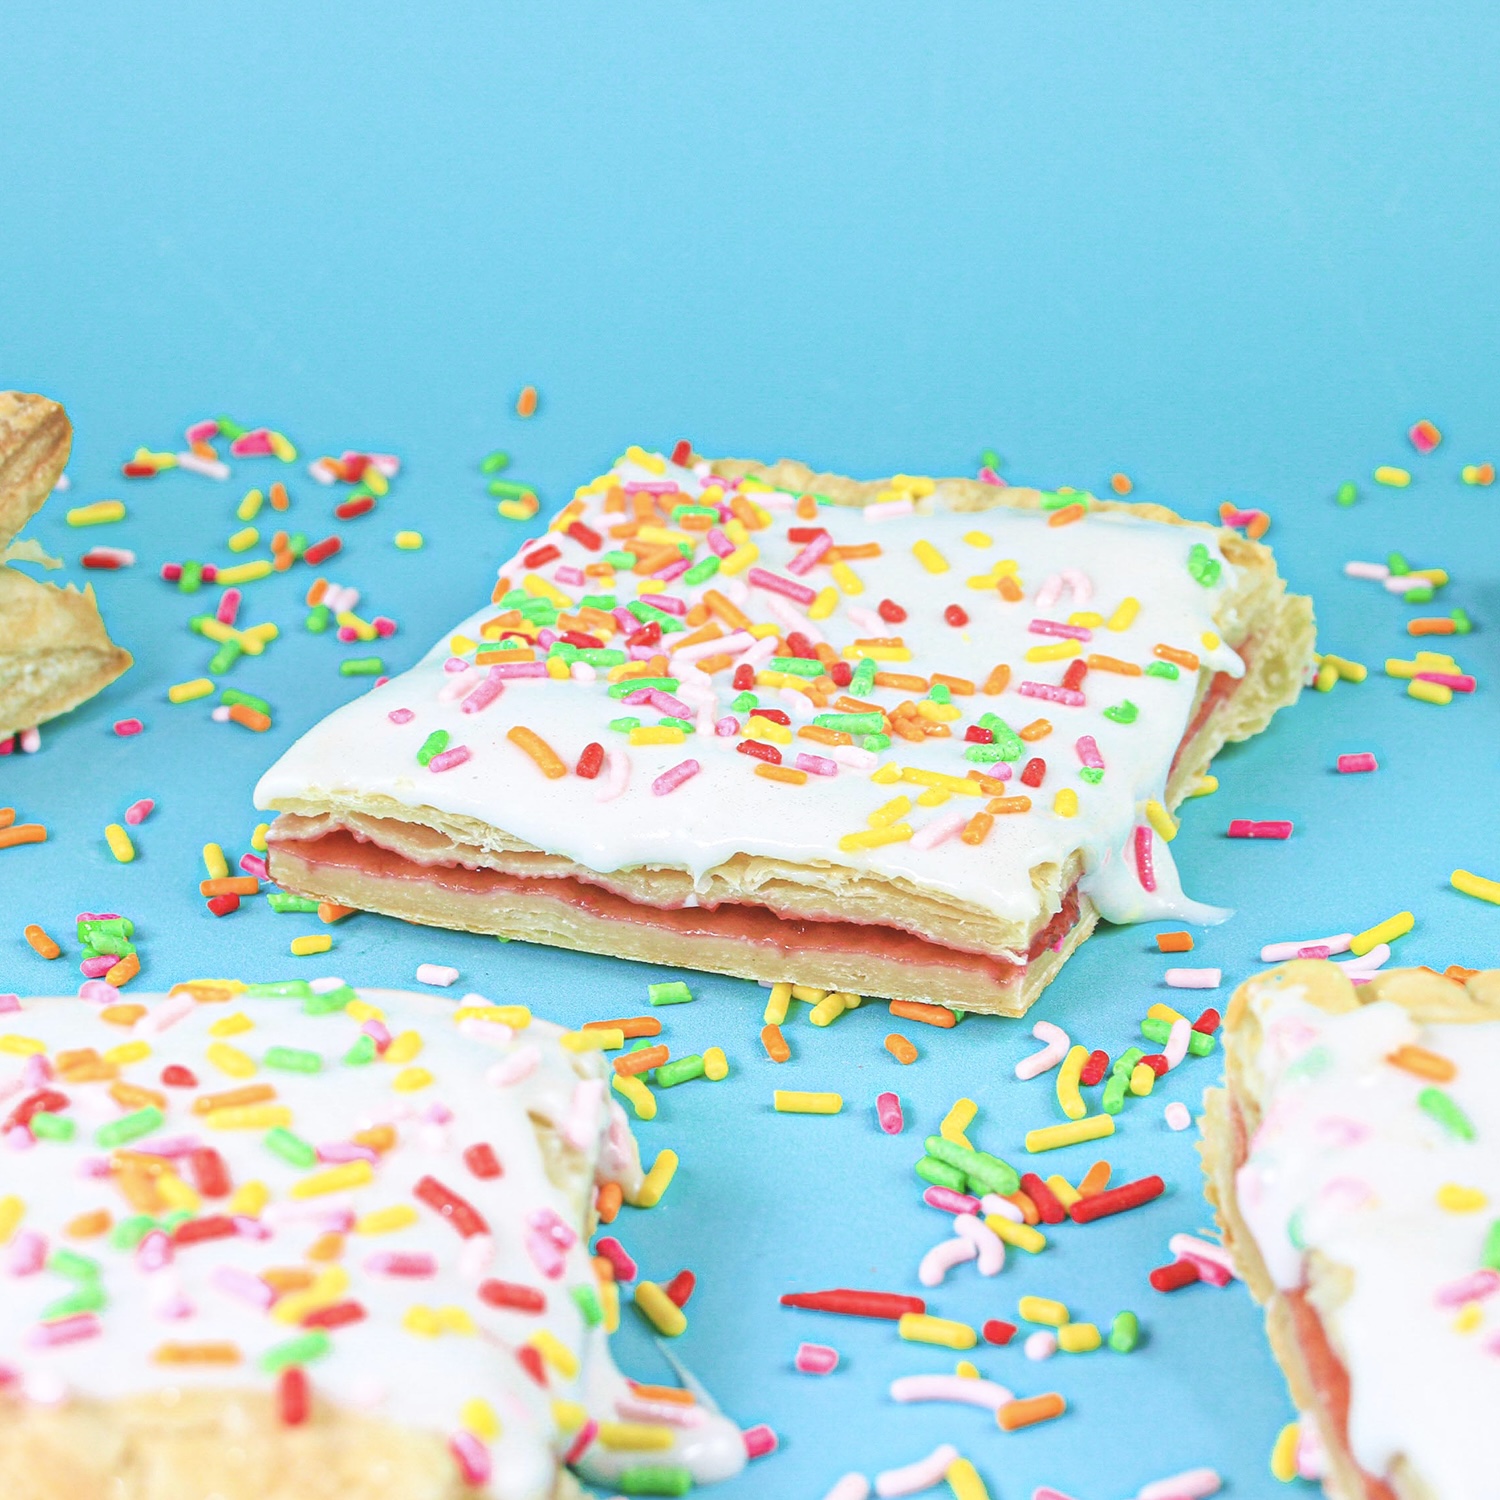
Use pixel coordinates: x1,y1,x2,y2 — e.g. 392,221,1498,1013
0,567,133,735
1201,962,1498,1500
0,391,71,553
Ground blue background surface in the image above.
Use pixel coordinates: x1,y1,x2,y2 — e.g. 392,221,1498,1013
3,5,1499,1496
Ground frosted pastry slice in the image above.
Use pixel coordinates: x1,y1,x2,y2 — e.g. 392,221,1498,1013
1201,960,1500,1500
0,982,746,1499
256,449,1313,1016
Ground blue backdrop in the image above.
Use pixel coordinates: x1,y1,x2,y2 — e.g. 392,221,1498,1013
3,5,1499,1496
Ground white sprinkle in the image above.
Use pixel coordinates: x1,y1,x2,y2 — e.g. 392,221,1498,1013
873,1443,960,1497
415,963,459,988
1024,1330,1057,1361
1015,1020,1070,1080
1137,1469,1222,1500
1343,560,1389,580
1164,968,1220,989
1165,1101,1192,1131
1259,932,1353,962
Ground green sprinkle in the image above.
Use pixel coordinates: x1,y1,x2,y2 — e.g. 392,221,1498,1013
244,981,313,999
305,603,331,632
577,648,627,668
915,1154,968,1192
683,556,720,585
1452,608,1473,634
579,594,618,613
344,1034,378,1066
216,416,247,440
178,559,203,594
1387,551,1410,576
731,692,758,713
860,733,892,752
47,1248,101,1282
610,717,642,734
266,892,321,913
604,550,637,569
547,641,579,664
42,1283,107,1320
657,717,695,734
1139,1018,1215,1055
813,711,884,734
928,682,952,705
618,1466,693,1497
1481,1220,1500,1271
480,450,510,474
77,916,133,940
81,929,134,957
607,678,679,700
1103,701,1138,724
1078,767,1104,785
259,1330,332,1375
964,744,1005,764
769,656,823,678
264,1126,317,1168
980,449,1003,470
285,532,309,559
976,714,1024,759
95,1107,164,1150
487,479,536,499
340,657,384,677
1284,1045,1333,1082
1113,1048,1146,1076
648,981,694,1007
416,730,450,767
1144,661,1180,680
500,589,530,608
849,658,876,697
208,638,242,675
1336,481,1359,507
29,1112,75,1142
110,1215,158,1251
571,1284,603,1326
923,1136,1019,1196
656,1055,706,1088
222,687,272,715
1419,1086,1476,1141
1108,1310,1139,1353
1101,1072,1130,1115
1403,584,1435,604
264,1046,323,1074
303,984,358,1016
1287,1209,1306,1250
1038,491,1073,510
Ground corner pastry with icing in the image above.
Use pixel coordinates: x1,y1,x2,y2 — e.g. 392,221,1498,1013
255,448,1313,1016
1201,959,1500,1499
0,982,747,1499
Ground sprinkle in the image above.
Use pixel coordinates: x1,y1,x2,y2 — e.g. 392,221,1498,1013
290,935,333,957
66,500,127,527
1453,870,1500,905
515,386,539,418
1164,1102,1191,1131
1069,1174,1164,1222
634,1281,687,1337
1227,819,1293,839
415,964,459,987
1144,800,1177,842
1025,1116,1115,1153
1015,1021,1070,1080
104,824,135,863
898,1314,976,1350
1350,910,1413,955
168,678,215,704
1337,752,1378,773
795,1342,840,1375
774,1090,842,1115
877,1092,904,1133
1374,465,1411,487
1165,968,1220,989
1419,1087,1475,1141
652,759,700,796
996,1393,1065,1430
506,725,568,779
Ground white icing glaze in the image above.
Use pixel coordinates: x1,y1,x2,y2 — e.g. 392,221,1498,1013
0,986,744,1496
1234,988,1500,1497
256,452,1246,942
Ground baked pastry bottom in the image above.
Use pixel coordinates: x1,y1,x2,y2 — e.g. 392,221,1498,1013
1201,961,1500,1500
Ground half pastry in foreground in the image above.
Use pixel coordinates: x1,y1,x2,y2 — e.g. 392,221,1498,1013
0,982,746,1499
1201,959,1500,1500
257,447,1314,1016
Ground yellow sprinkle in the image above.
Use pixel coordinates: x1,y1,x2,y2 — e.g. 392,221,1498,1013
913,540,949,574
597,1422,677,1452
1408,678,1453,705
392,1066,434,1092
105,824,135,863
1144,800,1177,842
763,982,793,1026
703,1046,728,1081
384,1031,423,1064
773,1090,842,1115
200,843,229,881
900,768,983,796
830,560,864,595
955,1360,981,1379
521,573,572,607
1147,1002,1188,1024
560,1028,622,1052
214,560,274,586
842,643,912,662
227,526,259,553
838,824,914,852
809,585,838,620
346,1000,386,1022
1321,654,1368,682
395,530,424,550
437,1305,476,1335
1350,910,1413,956
917,788,951,807
290,934,333,957
898,1313,976,1350
634,1281,687,1337
1200,631,1220,650
1129,1062,1155,1096
449,633,477,655
871,762,903,785
626,725,684,747
403,1305,442,1338
945,1458,990,1500
1058,1322,1101,1353
1055,1046,1089,1121
963,531,992,548
1107,597,1140,631
168,677,215,705
719,543,759,576
1437,1184,1488,1213
1053,788,1079,818
551,1398,588,1433
155,1172,199,1213
236,489,264,521
612,1072,656,1120
1374,465,1411,487
790,985,828,1002
498,497,539,521
985,1215,1046,1254
292,1161,374,1199
869,795,913,828
66,500,127,527
204,1042,256,1078
809,993,849,1027
102,1041,149,1066
1452,870,1500,905
1270,1421,1300,1482
250,822,269,852
1045,1175,1081,1209
227,1180,269,1217
599,1278,620,1333
0,1036,46,1056
744,715,792,744
1455,1301,1484,1334
1314,661,1340,693
1024,640,1081,663
451,1003,530,1029
916,700,961,723
1018,1295,1069,1326
0,1196,23,1243
209,1013,254,1038
461,1398,500,1440
1188,774,1218,797
630,1150,679,1209
940,1098,978,1150
1025,1114,1116,1153
357,1205,420,1234
204,1105,292,1131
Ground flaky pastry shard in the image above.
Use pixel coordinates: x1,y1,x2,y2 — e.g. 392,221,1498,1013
0,392,71,553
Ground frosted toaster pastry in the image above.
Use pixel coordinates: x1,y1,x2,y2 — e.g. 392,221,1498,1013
0,982,746,1499
1201,960,1500,1500
255,449,1314,1017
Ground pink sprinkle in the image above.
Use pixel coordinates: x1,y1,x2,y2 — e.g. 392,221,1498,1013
624,687,692,719
746,567,817,606
0,995,18,1015
978,467,1005,486
317,1142,379,1165
743,1424,779,1459
786,532,832,576
1336,752,1378,774
373,616,397,637
876,1092,904,1135
795,1342,840,1375
387,708,415,725
1409,420,1441,454
653,556,690,583
1134,825,1157,893
525,1226,567,1280
80,956,115,978
795,752,838,777
1415,671,1475,692
1436,1269,1500,1307
488,661,548,679
706,528,735,558
212,1265,275,1309
1018,681,1086,707
185,419,218,443
1028,619,1093,642
638,593,687,617
136,1230,173,1272
7,1230,46,1276
1297,945,1332,959
1228,819,1294,839
428,745,473,773
112,718,144,737
910,809,968,852
1176,1251,1232,1286
554,565,585,587
459,671,506,715
229,429,273,457
449,1430,492,1486
364,1252,438,1278
1074,735,1104,770
78,980,118,1005
564,1419,600,1467
26,1314,102,1348
216,588,242,626
363,1019,392,1050
715,716,740,737
124,799,154,825
652,759,700,796
239,853,268,880
923,1186,982,1216
594,1237,638,1283
442,656,469,673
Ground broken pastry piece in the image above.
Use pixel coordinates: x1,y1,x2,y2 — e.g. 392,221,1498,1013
256,447,1313,1016
0,391,72,555
0,983,747,1500
1202,960,1500,1499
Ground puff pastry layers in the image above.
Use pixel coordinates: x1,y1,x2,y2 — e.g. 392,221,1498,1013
258,449,1313,1016
1202,961,1500,1500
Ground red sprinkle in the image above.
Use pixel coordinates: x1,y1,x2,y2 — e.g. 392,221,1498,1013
732,664,757,692
1062,658,1089,691
463,1143,502,1180
663,1269,696,1307
738,740,781,765
1192,1008,1221,1036
944,604,969,627
303,1300,368,1330
522,544,561,569
751,707,792,726
113,719,144,737
1020,757,1046,788
161,1064,197,1088
1149,1259,1202,1292
516,1344,548,1387
206,894,240,917
413,1175,489,1238
626,621,661,648
829,660,853,687
278,1366,309,1426
965,725,994,744
302,536,341,566
1228,819,1294,840
575,742,605,780
567,521,603,551
172,1214,238,1246
1140,1054,1169,1077
122,461,157,478
187,1147,231,1198
982,1319,1017,1345
7,1090,67,1130
670,440,693,466
784,632,818,660
1068,1175,1165,1224
333,495,375,520
561,631,604,650
1079,1049,1109,1087
877,599,908,624
480,1279,547,1314
778,1289,925,1320
1019,1173,1067,1225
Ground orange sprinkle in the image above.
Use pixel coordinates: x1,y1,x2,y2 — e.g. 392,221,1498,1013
0,807,13,828
1156,932,1194,953
872,672,929,693
99,1004,146,1027
837,694,888,715
703,589,752,632
1446,964,1481,982
200,876,259,897
796,494,819,520
228,703,271,732
986,795,1032,815
516,385,539,418
193,1084,277,1116
24,923,61,959
352,1124,397,1154
982,664,1011,695
190,440,219,461
756,764,808,785
106,951,141,988
111,1081,165,1112
1007,1190,1040,1225
153,1342,243,1365
674,621,724,652
1086,653,1142,676
263,1268,316,1294
961,812,993,847
998,1393,1066,1431
930,673,975,696
884,1033,919,1065
889,999,957,1030
627,1381,697,1406
1388,1044,1457,1082
1247,513,1271,540
996,575,1024,602
615,1045,670,1078
828,542,882,561
1153,644,1201,672
1408,618,1457,636
1047,504,1087,528
729,496,768,531
59,1060,117,1084
1018,719,1052,742
1110,473,1133,495
631,546,681,576
269,481,290,511
1078,1161,1112,1197
696,653,734,674
306,1232,345,1262
0,824,47,850
507,725,568,779
65,1209,112,1239
761,1023,791,1063
318,902,356,923
798,724,852,747
584,1016,662,1038
596,1180,623,1223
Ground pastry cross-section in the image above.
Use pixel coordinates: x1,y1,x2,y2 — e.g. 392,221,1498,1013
256,449,1314,1016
